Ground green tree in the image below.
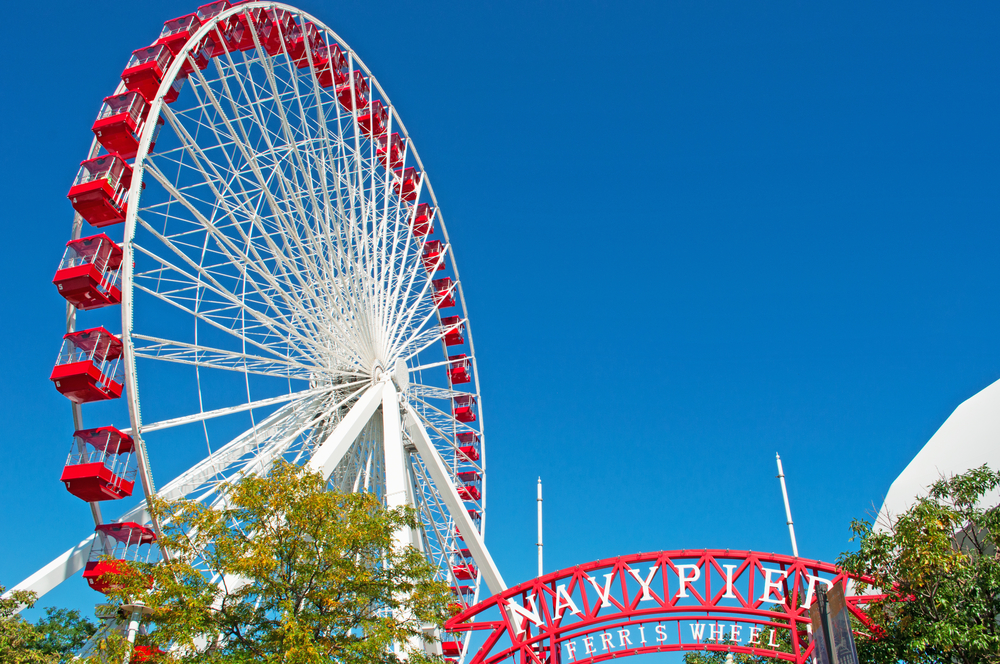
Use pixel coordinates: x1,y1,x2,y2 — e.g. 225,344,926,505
1,587,98,664
94,462,453,664
838,464,1000,664
0,587,57,664
33,607,97,661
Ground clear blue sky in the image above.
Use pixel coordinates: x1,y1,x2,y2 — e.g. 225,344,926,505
1,0,998,644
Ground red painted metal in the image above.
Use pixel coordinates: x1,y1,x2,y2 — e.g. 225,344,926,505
336,70,370,111
60,427,136,502
457,431,480,462
263,9,296,56
50,327,124,404
455,563,478,580
121,45,184,104
196,1,232,56
423,241,445,273
393,166,421,201
446,550,883,664
449,354,472,385
442,316,465,346
289,21,323,67
433,277,456,309
411,203,435,236
314,42,348,88
67,155,133,228
358,100,388,137
82,522,157,594
132,645,166,662
52,234,123,310
224,10,253,51
453,394,477,423
91,91,163,160
378,133,406,170
155,14,209,73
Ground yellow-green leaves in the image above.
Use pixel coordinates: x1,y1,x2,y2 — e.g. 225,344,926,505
120,462,453,664
838,465,1000,664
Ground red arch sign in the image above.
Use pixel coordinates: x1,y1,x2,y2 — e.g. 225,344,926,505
446,550,883,664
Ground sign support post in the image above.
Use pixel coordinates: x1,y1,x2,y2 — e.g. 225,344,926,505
809,584,860,664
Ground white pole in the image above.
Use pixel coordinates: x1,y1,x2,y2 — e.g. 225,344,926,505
537,477,543,577
776,454,799,558
120,602,151,664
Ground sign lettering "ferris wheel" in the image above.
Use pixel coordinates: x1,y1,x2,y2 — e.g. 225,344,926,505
447,550,884,664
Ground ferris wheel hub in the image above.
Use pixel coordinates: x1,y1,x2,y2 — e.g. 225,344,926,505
394,357,409,393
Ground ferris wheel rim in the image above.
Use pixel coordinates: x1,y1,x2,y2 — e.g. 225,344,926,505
8,2,504,637
96,0,492,607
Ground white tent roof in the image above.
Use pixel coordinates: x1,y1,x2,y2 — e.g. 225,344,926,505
875,376,1000,530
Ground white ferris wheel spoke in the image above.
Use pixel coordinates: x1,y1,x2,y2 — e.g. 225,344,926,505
131,230,330,363
131,333,317,379
134,384,348,434
133,178,341,363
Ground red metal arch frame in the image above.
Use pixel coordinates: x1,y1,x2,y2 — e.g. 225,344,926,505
446,550,884,664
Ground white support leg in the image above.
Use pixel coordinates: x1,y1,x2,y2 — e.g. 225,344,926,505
382,381,423,659
381,381,413,551
402,403,507,596
2,533,96,607
308,383,385,480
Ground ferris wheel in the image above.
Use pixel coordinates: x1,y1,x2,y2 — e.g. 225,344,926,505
13,1,506,657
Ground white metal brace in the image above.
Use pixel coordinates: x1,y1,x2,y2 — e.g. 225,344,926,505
402,403,506,595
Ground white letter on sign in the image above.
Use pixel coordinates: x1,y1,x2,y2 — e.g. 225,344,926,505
506,593,545,636
585,573,616,608
758,568,788,603
554,584,582,618
563,641,576,662
803,575,834,608
676,565,701,597
722,564,739,599
627,564,659,601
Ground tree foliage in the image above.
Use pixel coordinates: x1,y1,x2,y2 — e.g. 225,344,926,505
0,588,56,664
33,607,98,660
96,462,453,664
0,588,96,664
838,464,1000,664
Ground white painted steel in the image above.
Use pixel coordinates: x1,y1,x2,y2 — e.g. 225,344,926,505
9,388,352,602
775,454,799,558
33,5,496,642
403,403,506,595
307,383,385,479
382,381,413,550
3,534,97,606
537,477,543,577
